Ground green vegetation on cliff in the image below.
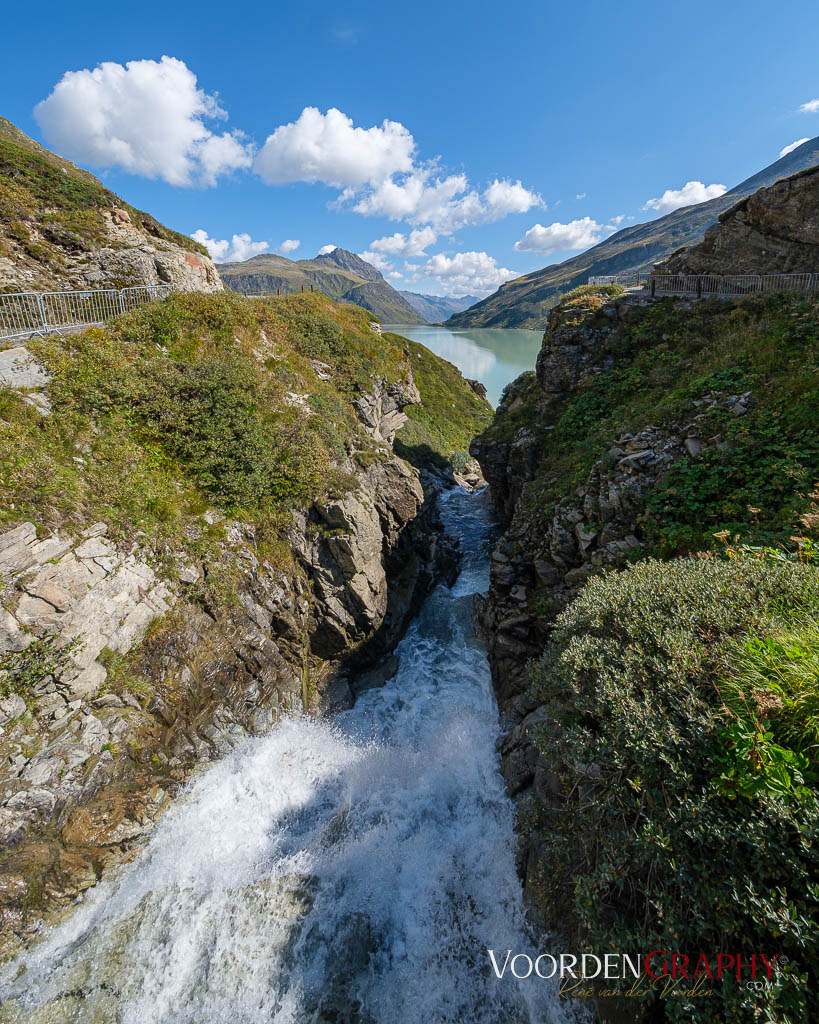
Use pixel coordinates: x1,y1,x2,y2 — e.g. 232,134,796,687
528,553,819,1023
0,292,486,571
0,116,206,272
393,333,492,470
476,284,819,1023
484,290,819,555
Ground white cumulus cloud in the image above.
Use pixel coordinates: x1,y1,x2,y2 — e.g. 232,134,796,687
191,230,269,263
780,138,810,158
799,99,819,113
252,108,539,232
35,56,253,186
642,180,727,215
254,107,415,188
318,244,337,255
514,217,610,255
359,250,394,272
278,239,300,255
353,170,540,232
251,106,541,235
483,179,543,217
368,227,437,258
423,251,519,297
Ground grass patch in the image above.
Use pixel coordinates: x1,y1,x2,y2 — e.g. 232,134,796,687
1,292,485,592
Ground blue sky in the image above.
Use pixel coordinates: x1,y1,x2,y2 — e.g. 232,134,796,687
3,0,819,297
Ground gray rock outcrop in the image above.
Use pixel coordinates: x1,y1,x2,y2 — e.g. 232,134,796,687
660,165,819,276
0,386,455,942
0,207,222,295
0,347,51,413
469,291,758,930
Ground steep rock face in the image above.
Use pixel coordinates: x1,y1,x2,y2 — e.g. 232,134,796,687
354,375,422,444
0,206,222,294
661,165,819,275
0,117,221,294
0,379,453,945
470,292,760,912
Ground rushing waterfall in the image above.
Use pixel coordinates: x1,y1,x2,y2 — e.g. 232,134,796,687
1,488,579,1024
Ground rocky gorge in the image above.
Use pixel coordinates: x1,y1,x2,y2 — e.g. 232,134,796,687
1,96,818,1023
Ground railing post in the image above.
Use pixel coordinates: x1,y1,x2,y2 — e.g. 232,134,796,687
36,294,47,333
696,278,702,299
119,289,126,314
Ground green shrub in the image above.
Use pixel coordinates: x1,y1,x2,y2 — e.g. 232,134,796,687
450,450,471,474
478,291,819,550
528,556,819,1023
562,283,625,302
0,636,79,699
718,620,819,800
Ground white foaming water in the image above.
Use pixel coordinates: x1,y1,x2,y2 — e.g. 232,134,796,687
1,488,577,1024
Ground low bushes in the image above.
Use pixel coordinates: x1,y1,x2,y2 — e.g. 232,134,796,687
0,293,486,586
528,555,819,1023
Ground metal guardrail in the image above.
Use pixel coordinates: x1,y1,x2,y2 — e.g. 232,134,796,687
588,273,652,286
0,285,173,341
647,273,819,297
587,272,819,298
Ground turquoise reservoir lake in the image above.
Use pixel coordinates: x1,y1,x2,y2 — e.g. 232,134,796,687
385,324,543,406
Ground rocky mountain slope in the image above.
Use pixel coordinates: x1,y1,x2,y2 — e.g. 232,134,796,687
660,164,819,274
0,117,222,294
0,289,490,948
398,291,480,322
218,248,424,324
447,136,819,329
470,278,819,1019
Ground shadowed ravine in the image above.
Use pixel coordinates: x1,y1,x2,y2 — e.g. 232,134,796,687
0,488,577,1024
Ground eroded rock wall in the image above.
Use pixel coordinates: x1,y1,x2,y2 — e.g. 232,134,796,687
661,165,819,275
0,381,453,945
0,208,222,294
470,293,756,916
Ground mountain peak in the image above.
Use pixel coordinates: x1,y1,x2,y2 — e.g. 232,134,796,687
313,247,384,283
